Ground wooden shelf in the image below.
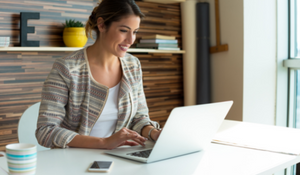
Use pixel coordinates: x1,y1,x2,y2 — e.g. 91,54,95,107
0,47,185,54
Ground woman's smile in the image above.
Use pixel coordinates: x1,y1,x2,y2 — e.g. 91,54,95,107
119,45,129,51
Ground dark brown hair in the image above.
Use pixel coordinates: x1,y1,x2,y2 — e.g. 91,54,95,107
85,0,144,39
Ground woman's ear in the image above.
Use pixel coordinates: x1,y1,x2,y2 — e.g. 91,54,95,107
97,17,106,32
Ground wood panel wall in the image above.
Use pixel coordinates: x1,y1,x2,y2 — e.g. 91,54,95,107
0,0,182,151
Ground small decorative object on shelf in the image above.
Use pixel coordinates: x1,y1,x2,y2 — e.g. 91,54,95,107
136,34,180,50
63,19,87,47
0,37,10,47
20,12,40,47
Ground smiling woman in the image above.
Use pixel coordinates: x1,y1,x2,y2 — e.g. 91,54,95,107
35,0,162,150
88,15,141,59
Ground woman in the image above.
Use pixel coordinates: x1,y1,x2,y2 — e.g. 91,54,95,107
36,0,161,149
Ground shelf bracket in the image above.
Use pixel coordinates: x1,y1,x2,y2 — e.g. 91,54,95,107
210,0,228,53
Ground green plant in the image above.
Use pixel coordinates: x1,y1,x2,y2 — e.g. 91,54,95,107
64,19,84,28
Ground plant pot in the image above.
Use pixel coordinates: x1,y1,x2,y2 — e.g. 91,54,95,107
63,27,88,47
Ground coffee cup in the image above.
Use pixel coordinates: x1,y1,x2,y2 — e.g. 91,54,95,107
0,143,37,175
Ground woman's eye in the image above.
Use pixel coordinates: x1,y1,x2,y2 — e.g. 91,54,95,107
133,31,138,34
120,30,127,33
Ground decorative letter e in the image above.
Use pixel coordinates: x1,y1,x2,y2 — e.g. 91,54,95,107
20,12,40,47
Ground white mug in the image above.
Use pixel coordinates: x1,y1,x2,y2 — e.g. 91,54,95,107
0,143,37,175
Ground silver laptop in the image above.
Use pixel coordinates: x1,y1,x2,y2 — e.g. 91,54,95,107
105,101,233,163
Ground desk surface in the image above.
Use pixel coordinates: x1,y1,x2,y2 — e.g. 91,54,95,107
214,120,300,155
0,143,299,175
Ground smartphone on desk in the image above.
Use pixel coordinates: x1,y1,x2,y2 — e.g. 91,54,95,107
88,161,113,172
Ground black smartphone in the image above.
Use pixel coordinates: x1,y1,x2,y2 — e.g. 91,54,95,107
88,161,113,172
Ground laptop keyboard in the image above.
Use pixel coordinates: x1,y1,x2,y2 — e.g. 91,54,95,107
127,149,152,158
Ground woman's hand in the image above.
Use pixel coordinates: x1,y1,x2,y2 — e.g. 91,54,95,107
151,128,162,141
141,125,163,142
104,128,147,150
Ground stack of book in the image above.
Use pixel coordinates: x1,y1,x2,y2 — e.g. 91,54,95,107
0,37,10,47
136,35,179,50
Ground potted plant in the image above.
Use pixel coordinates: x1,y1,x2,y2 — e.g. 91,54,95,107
63,19,88,47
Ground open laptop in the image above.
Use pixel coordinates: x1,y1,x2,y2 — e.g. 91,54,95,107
105,101,233,163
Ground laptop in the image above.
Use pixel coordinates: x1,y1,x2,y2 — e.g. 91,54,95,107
105,101,233,163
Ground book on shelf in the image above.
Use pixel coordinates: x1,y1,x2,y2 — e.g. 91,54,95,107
139,39,178,44
0,37,10,42
139,47,180,51
157,47,180,50
141,34,176,40
0,42,9,47
136,43,178,48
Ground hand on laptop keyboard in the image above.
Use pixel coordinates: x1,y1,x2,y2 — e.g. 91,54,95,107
104,128,148,150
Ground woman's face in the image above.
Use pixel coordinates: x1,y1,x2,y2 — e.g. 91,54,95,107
100,15,140,58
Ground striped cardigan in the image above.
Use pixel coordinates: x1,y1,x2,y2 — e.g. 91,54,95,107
36,48,159,148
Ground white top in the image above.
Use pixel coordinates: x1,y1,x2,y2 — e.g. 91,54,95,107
89,82,120,138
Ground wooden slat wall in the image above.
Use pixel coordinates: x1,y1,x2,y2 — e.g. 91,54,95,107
140,53,183,122
0,0,182,151
0,51,65,151
135,1,182,47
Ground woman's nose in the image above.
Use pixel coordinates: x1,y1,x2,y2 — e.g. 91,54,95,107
126,33,135,45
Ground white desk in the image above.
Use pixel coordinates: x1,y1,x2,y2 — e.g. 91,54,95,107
214,120,300,155
0,143,299,175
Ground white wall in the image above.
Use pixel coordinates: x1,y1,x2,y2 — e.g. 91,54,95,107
209,0,244,122
181,0,278,124
276,0,289,128
182,0,244,121
243,0,277,125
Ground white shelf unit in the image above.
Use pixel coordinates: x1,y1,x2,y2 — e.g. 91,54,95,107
0,47,185,54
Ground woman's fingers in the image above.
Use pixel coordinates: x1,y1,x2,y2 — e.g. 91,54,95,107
121,140,139,146
105,128,147,149
128,131,147,142
117,139,143,148
122,128,147,146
